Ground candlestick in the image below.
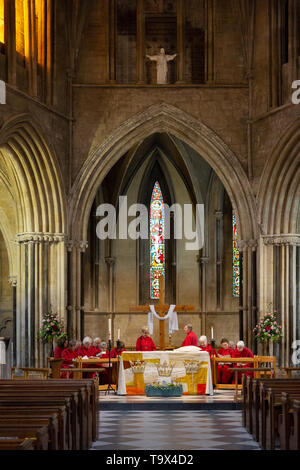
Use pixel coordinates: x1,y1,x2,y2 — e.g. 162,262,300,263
108,318,112,340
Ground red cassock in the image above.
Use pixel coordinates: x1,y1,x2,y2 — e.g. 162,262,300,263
54,346,64,359
136,336,156,351
111,348,125,358
199,344,216,357
181,331,198,347
77,345,98,378
232,347,254,383
217,347,234,384
61,348,78,378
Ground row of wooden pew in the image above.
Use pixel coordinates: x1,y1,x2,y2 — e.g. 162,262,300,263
242,375,300,450
0,378,99,450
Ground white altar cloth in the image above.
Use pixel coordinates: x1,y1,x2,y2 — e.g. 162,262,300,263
117,349,213,396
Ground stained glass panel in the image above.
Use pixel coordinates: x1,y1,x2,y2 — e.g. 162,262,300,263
232,213,240,297
150,182,165,299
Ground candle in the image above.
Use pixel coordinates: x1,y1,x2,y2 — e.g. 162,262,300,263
117,328,120,340
211,326,214,339
108,318,112,340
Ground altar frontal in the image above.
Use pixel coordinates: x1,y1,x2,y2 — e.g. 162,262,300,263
117,350,213,396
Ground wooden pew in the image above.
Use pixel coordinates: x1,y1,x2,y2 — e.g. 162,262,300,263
0,396,74,449
279,393,300,450
0,383,89,449
243,377,300,445
0,378,98,447
0,388,81,450
0,415,59,450
0,406,68,450
0,425,49,450
0,438,35,450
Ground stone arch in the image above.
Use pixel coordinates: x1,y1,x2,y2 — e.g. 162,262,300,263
0,114,67,235
69,103,258,244
258,119,300,236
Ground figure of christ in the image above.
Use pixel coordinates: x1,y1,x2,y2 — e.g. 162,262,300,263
146,48,177,84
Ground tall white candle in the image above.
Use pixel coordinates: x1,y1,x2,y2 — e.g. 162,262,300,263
108,318,112,340
211,326,214,339
117,328,120,340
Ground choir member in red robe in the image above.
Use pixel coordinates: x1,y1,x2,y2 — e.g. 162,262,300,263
136,327,156,351
54,337,68,359
111,341,126,358
89,337,101,357
77,336,94,357
232,340,254,383
61,340,78,378
217,338,234,384
181,324,198,347
199,335,216,357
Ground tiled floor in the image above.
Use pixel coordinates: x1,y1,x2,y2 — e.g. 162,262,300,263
90,409,261,450
99,389,237,403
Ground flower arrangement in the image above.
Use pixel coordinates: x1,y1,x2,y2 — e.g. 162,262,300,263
253,311,283,343
145,382,183,397
37,310,66,342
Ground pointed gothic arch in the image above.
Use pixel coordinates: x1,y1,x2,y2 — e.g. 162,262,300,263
69,103,258,245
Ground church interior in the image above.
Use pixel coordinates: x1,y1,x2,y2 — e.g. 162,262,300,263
0,0,299,452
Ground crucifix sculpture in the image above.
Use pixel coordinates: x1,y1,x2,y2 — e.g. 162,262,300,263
130,276,194,350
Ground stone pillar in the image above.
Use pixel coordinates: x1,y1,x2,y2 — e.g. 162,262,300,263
136,0,145,84
215,210,224,310
206,0,215,83
106,0,117,83
8,276,17,366
4,0,16,85
176,0,185,84
16,233,67,367
67,240,88,341
105,257,115,313
24,0,38,97
262,235,300,366
199,257,209,336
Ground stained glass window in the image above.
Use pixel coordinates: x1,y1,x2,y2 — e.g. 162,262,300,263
232,213,240,297
150,182,165,299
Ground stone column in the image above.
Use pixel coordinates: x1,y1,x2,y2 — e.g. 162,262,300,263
176,0,185,84
106,0,117,83
136,0,145,84
199,257,209,336
4,0,16,85
105,257,115,313
24,0,38,97
67,240,88,341
262,235,300,366
215,210,224,310
16,233,67,367
8,276,17,366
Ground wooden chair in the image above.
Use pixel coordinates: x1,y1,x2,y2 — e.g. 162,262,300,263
11,367,50,380
254,356,276,378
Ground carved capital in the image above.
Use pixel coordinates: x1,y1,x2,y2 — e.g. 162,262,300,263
16,232,67,244
67,240,89,252
215,210,223,219
262,235,300,246
237,239,258,251
8,276,17,287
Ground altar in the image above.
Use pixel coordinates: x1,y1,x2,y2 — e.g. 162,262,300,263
117,350,213,396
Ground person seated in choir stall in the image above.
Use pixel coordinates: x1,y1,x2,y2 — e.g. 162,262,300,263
77,336,94,357
217,338,234,384
232,340,254,383
136,326,156,351
228,340,236,350
198,335,216,357
111,341,126,358
90,337,102,357
61,340,78,378
54,337,68,359
181,324,198,347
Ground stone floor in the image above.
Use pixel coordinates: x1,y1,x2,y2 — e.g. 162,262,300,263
91,391,260,450
90,409,260,450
